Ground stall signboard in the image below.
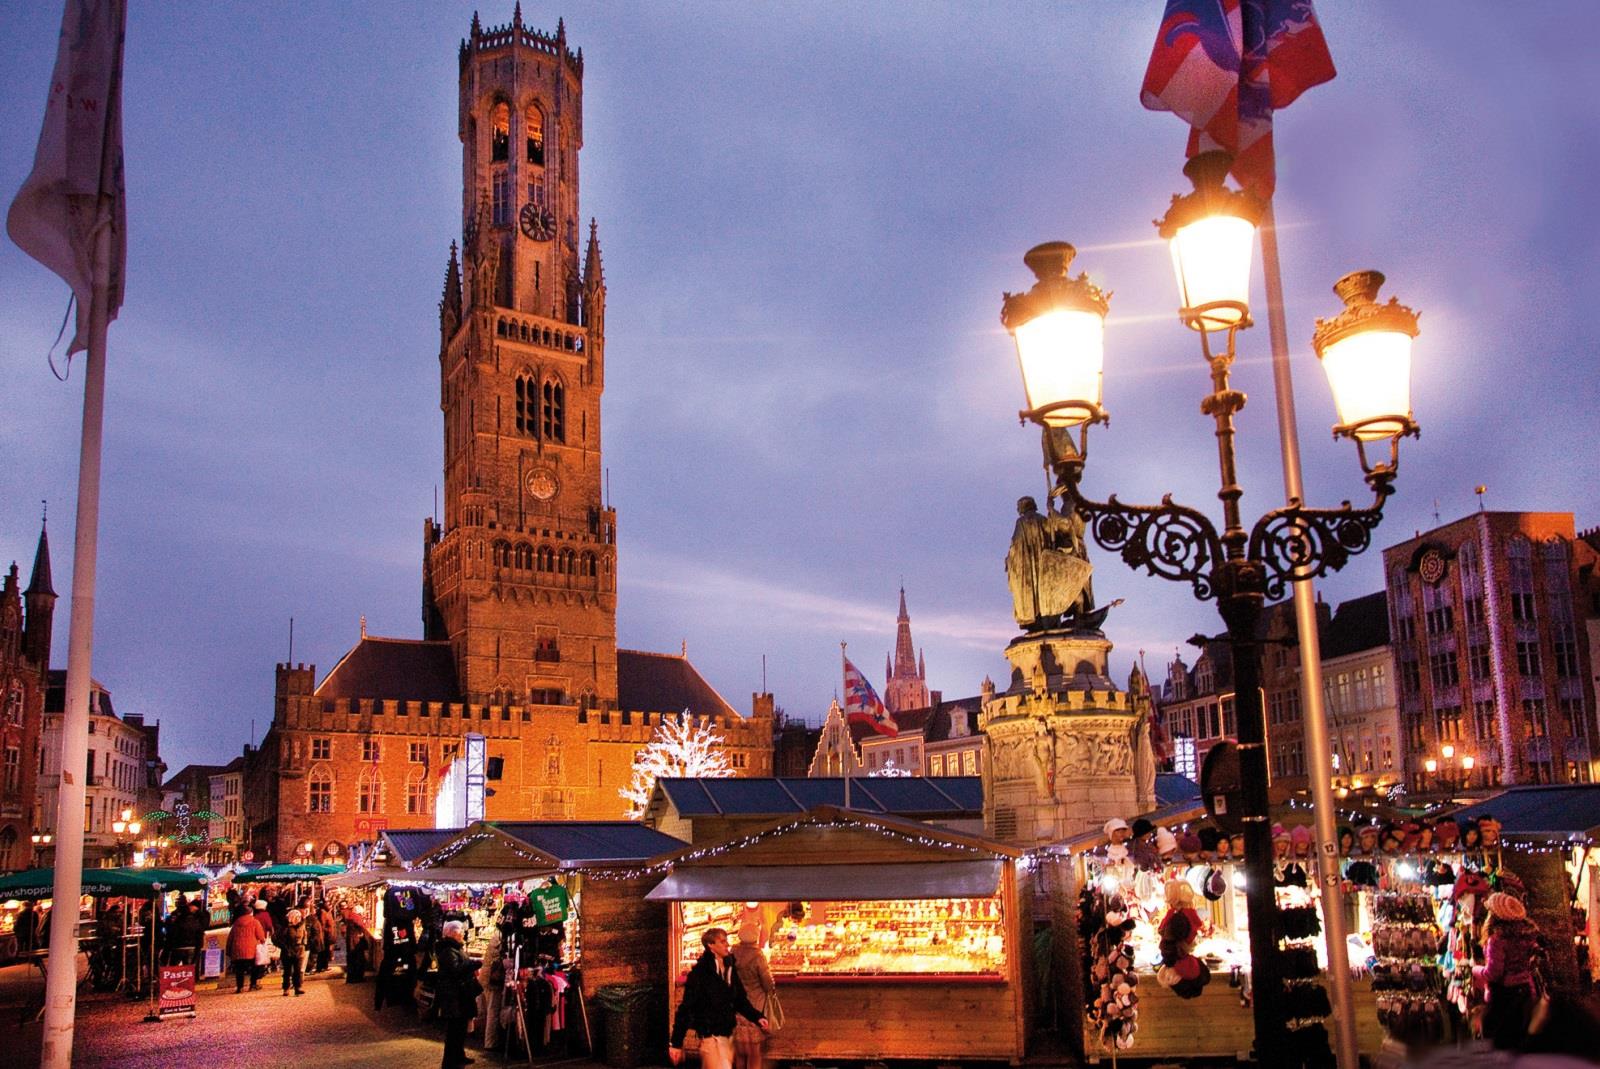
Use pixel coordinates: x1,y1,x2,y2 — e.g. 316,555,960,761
159,965,197,1017
529,883,570,925
202,932,224,978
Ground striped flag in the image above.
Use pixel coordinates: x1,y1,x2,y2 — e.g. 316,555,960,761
1140,0,1335,198
843,655,897,737
6,0,127,355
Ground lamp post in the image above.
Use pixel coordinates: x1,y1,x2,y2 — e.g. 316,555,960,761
1000,151,1420,1067
31,831,53,868
110,808,142,867
1424,744,1474,795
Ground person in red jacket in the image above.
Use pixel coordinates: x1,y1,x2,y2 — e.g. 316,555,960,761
226,909,267,993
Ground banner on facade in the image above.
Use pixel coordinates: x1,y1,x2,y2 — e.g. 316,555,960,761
159,965,197,1017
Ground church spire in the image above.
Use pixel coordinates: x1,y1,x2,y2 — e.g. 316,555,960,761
883,586,930,714
25,513,54,599
23,511,56,671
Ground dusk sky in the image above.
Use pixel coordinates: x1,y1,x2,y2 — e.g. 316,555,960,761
3,3,1596,776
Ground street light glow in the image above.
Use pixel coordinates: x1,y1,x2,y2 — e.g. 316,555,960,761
1313,270,1419,445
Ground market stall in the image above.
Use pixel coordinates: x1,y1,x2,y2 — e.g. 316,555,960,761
646,807,1030,1064
1047,816,1387,1063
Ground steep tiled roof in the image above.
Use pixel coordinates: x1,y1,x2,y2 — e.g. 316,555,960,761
1322,591,1390,659
617,649,737,718
314,637,460,702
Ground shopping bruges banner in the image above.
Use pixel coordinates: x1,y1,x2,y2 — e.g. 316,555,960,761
159,965,197,1018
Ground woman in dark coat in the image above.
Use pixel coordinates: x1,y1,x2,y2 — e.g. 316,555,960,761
434,919,482,1069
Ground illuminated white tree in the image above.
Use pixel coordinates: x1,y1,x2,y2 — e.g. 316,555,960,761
621,710,735,817
870,759,914,777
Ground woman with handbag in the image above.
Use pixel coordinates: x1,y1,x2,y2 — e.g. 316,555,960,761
731,922,778,1069
1472,892,1543,1050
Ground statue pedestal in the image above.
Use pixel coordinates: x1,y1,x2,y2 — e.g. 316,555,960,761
981,628,1145,846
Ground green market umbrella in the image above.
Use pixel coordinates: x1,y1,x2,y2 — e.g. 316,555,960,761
236,862,344,882
0,866,206,900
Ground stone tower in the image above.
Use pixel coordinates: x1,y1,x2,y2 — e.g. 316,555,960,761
883,587,929,714
425,8,617,709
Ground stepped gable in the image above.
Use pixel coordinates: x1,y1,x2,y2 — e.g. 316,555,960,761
618,649,738,719
313,636,461,703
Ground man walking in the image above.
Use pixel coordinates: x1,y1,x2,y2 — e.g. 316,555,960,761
435,919,482,1069
669,928,768,1069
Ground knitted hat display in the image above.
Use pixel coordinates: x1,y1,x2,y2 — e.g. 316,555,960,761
1485,892,1526,922
1433,820,1460,847
1493,870,1528,900
1178,832,1203,857
1290,824,1314,857
1129,840,1160,872
1165,953,1212,999
1345,860,1379,888
1451,871,1492,900
1104,817,1131,839
1155,827,1179,855
1131,818,1154,840
1203,868,1228,901
1271,823,1291,843
1197,827,1222,854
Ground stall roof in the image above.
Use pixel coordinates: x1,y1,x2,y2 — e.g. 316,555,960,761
647,859,1004,902
385,865,555,887
1445,785,1600,843
1155,772,1201,808
415,820,686,871
382,827,464,867
648,776,983,821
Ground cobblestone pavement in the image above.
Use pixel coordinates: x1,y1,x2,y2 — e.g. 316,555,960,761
0,963,605,1069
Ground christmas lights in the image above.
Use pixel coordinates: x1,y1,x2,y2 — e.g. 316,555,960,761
619,711,735,817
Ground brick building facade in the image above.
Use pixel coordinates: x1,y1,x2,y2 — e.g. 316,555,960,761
0,521,51,870
1384,512,1598,787
264,11,772,861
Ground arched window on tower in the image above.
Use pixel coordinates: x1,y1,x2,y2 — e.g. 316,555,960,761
526,104,545,167
515,543,533,570
515,375,536,436
491,102,510,163
542,379,565,442
537,545,554,572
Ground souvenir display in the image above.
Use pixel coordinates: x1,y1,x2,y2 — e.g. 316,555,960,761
677,898,1006,978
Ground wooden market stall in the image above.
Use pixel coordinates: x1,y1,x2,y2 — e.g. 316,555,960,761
646,806,1032,1064
409,820,688,998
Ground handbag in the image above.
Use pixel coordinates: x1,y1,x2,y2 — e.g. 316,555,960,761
254,942,271,967
764,988,785,1035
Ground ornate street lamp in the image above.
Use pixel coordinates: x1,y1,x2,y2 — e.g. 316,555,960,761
31,831,53,867
111,808,142,867
1000,154,1419,1067
1001,241,1110,429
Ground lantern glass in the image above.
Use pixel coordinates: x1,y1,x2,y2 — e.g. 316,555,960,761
1424,759,1438,774
1319,328,1413,440
1169,215,1255,330
1013,307,1104,427
1462,756,1475,770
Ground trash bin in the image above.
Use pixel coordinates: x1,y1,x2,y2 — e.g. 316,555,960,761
595,983,655,1069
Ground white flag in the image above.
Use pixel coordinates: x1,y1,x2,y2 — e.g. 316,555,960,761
6,0,127,355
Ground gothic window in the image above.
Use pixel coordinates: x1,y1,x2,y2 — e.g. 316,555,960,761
1458,540,1485,626
0,827,15,870
1515,639,1541,676
1508,536,1536,622
362,737,380,763
515,543,533,570
526,104,545,167
492,540,510,568
357,768,382,814
2,746,19,792
491,102,510,162
3,687,21,725
1524,698,1549,738
1390,566,1416,642
1422,580,1454,637
405,769,429,816
1429,649,1459,691
1561,698,1588,739
1434,703,1464,742
308,765,333,814
537,545,554,572
580,552,596,578
542,379,565,442
516,376,534,435
559,548,575,575
1473,699,1497,743
492,170,511,226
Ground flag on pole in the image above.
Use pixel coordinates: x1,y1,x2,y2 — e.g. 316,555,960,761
6,0,127,355
843,655,897,737
1140,0,1335,199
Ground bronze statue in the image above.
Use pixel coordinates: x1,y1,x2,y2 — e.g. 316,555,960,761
1006,496,1094,631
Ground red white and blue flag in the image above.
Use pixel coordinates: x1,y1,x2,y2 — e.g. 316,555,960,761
843,655,897,737
1140,0,1336,199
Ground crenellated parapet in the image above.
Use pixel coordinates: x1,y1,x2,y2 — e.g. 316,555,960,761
461,10,582,79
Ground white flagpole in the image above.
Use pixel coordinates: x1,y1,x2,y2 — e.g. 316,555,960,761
40,219,112,1069
1259,200,1358,1069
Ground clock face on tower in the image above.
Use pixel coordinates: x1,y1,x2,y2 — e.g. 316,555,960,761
520,202,555,242
527,468,558,501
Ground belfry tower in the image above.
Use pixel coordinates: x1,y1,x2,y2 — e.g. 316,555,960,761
424,7,617,709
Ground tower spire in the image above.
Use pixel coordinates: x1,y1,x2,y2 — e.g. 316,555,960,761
23,509,56,671
26,510,54,599
883,586,929,714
